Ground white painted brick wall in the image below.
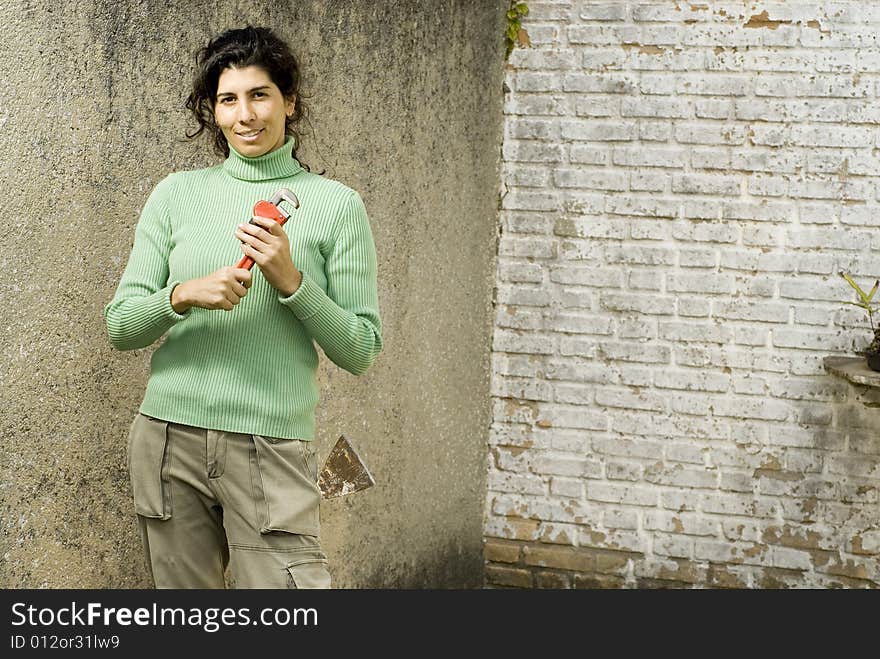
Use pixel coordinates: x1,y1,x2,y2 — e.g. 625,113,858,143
487,1,880,588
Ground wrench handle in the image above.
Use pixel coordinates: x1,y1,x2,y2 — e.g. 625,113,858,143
235,199,290,271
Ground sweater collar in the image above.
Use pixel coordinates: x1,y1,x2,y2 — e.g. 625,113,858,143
222,136,303,181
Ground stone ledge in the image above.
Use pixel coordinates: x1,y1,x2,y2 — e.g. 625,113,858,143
823,356,880,388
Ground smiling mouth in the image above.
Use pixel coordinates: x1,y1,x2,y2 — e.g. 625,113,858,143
236,129,263,138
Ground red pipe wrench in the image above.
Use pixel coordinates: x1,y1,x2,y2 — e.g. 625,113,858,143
236,188,300,270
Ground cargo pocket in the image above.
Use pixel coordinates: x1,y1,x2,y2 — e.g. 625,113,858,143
286,551,331,589
127,414,172,520
251,435,320,536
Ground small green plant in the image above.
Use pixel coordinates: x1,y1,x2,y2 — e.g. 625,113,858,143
505,1,530,60
840,271,879,332
839,271,880,359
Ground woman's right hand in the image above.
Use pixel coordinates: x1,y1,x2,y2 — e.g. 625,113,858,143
170,267,252,313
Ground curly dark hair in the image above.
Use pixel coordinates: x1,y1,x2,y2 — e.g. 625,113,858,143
185,26,311,170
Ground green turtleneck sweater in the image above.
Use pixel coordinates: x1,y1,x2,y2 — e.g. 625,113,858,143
104,138,382,440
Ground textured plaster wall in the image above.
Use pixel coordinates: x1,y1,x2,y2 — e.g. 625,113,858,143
0,0,506,588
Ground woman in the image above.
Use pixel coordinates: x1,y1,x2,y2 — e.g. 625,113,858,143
104,26,382,589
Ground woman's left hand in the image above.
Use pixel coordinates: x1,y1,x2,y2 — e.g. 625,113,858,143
235,216,302,296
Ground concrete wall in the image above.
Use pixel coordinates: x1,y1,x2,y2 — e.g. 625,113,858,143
488,1,880,588
0,0,506,588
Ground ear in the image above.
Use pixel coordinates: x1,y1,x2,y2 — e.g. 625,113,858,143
286,95,296,117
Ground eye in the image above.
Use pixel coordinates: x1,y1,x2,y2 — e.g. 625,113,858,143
253,91,266,98
218,96,235,104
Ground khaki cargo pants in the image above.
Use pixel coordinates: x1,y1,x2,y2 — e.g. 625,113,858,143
127,413,331,589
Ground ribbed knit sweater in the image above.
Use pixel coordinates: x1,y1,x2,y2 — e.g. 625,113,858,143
104,137,382,440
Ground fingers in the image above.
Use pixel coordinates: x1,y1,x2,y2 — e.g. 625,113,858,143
231,280,248,298
215,268,250,309
240,241,264,266
249,215,281,234
233,268,253,288
237,219,276,245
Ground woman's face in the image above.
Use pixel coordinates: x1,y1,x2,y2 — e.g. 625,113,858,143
214,65,294,157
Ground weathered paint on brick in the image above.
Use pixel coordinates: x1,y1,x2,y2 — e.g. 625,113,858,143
488,1,880,589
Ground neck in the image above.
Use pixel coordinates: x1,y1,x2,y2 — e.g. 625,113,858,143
222,136,303,181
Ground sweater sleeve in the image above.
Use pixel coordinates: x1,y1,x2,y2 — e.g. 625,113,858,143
279,191,383,375
103,177,190,351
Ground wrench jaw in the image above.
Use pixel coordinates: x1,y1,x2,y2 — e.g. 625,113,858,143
269,188,300,219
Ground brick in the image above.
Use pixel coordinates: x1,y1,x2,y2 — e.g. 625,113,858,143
587,482,657,506
523,544,595,572
653,533,694,559
560,120,637,141
639,121,672,142
604,507,640,530
722,201,792,222
664,442,707,465
515,49,579,70
595,388,667,412
569,144,610,165
574,573,626,588
606,460,642,481
503,142,565,165
492,376,553,401
691,148,731,171
598,340,672,362
644,462,719,489
505,165,552,189
508,118,558,140
524,25,560,46
579,3,627,21
672,173,740,195
627,269,664,290
535,403,608,431
553,168,628,191
503,212,554,235
612,146,687,168
532,453,592,477
592,436,664,460
678,297,711,317
621,97,692,118
695,99,732,119
485,565,533,588
654,370,730,393
484,514,540,542
567,25,641,45
581,49,627,71
496,284,550,306
605,245,676,265
714,300,789,323
606,196,679,218
600,294,677,316
644,511,718,537
550,477,585,498
488,471,546,496
513,72,563,93
563,73,637,94
672,221,739,243
676,74,751,96
580,527,645,553
547,312,615,335
504,93,570,116
498,262,544,284
667,273,735,295
536,570,571,588
484,539,523,564
573,95,618,118
675,122,746,146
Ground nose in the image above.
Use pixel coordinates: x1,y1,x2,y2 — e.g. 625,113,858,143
237,98,256,123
